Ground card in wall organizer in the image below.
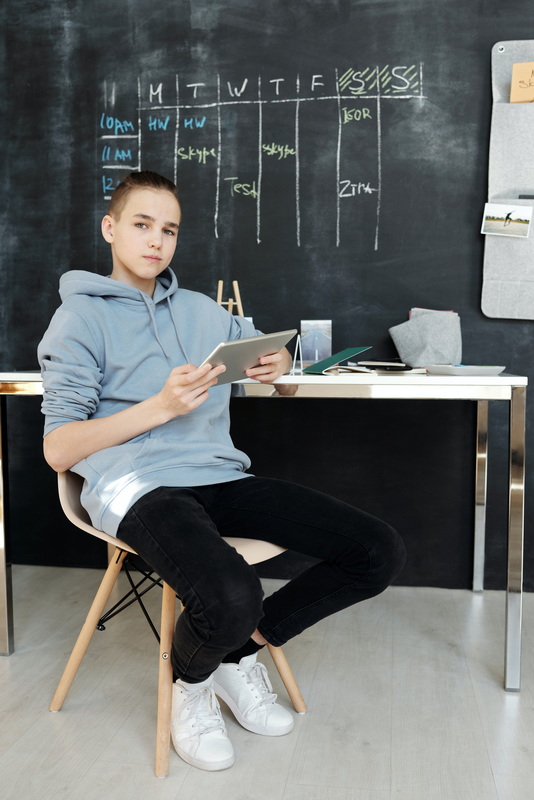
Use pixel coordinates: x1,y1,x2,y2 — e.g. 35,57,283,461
482,197,534,319
481,41,534,320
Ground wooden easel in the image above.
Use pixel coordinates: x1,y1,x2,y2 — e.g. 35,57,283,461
216,280,244,317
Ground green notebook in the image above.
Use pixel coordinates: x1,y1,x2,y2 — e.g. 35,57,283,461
303,346,372,374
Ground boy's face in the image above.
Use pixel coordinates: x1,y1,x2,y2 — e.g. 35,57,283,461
101,187,181,295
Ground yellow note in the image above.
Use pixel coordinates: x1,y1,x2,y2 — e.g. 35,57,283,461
510,61,534,103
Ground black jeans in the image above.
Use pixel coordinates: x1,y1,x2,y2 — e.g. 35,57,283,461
117,477,405,683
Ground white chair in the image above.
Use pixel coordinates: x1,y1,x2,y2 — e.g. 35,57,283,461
49,470,306,777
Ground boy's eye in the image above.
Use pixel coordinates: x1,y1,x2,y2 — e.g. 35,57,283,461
135,222,148,229
163,228,176,236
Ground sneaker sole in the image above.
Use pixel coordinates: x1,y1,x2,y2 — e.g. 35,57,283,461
172,741,235,771
213,683,295,736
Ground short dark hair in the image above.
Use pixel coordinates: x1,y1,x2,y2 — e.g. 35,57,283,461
108,171,180,219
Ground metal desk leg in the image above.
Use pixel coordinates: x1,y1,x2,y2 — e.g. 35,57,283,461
0,397,14,655
505,385,526,691
473,400,488,592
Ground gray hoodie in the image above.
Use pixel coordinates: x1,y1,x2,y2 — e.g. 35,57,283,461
38,268,259,535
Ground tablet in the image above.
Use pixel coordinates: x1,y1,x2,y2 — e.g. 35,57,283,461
200,329,297,384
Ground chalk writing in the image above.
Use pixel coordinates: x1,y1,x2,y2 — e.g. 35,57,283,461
102,146,133,161
342,107,372,124
224,177,259,198
339,180,378,197
166,65,422,101
148,115,170,130
227,79,249,97
150,83,163,104
102,175,121,194
262,143,296,159
338,65,420,95
184,117,207,128
177,146,216,164
186,83,206,98
99,113,135,134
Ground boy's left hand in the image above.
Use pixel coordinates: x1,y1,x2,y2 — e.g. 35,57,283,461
245,347,292,383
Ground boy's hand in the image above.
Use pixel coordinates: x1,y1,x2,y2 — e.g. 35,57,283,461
157,363,226,418
245,348,292,383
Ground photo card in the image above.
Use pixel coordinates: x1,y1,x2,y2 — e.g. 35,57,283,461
300,319,332,366
481,203,532,238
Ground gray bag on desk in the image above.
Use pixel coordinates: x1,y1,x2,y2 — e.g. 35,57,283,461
389,310,462,367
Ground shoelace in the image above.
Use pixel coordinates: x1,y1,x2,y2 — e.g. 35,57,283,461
184,686,226,735
243,660,278,710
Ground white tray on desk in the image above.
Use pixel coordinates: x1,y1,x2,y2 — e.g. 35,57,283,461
426,365,506,376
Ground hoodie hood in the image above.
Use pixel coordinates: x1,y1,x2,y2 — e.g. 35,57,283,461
59,267,178,303
59,268,185,362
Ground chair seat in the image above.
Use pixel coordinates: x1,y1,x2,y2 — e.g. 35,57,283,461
58,471,286,563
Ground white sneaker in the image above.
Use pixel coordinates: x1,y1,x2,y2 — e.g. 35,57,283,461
171,675,235,771
213,653,294,736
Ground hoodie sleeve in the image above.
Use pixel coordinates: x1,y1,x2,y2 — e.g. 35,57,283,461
226,311,261,340
37,306,104,436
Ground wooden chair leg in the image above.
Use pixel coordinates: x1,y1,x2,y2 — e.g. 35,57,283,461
49,548,128,712
266,643,307,713
155,582,176,778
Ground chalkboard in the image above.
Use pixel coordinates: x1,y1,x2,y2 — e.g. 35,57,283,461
3,0,534,590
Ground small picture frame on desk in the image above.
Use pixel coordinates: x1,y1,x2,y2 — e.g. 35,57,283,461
300,319,332,366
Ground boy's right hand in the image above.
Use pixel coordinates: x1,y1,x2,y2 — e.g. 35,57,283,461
156,363,226,419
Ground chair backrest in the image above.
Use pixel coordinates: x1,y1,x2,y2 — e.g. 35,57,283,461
57,470,286,565
57,470,136,554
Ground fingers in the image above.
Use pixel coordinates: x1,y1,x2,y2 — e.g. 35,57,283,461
245,351,284,382
275,383,299,396
161,363,226,416
246,365,277,380
170,363,226,387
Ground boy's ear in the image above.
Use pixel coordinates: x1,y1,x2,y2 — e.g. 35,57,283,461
101,215,114,243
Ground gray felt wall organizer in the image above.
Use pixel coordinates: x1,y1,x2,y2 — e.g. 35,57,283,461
481,41,534,320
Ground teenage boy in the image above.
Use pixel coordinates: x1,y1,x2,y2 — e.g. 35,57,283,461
38,170,405,772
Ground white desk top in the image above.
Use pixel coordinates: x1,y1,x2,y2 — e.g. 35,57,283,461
0,371,527,403
0,371,527,385
269,372,528,387
239,372,528,401
0,372,42,382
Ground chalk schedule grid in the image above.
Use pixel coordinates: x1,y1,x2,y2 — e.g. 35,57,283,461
98,64,425,252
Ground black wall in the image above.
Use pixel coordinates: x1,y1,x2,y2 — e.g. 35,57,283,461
2,0,533,590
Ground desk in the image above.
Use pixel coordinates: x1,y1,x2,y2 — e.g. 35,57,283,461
0,374,43,656
0,371,527,692
240,372,528,692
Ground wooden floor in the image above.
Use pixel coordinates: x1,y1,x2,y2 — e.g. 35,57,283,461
2,565,534,800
